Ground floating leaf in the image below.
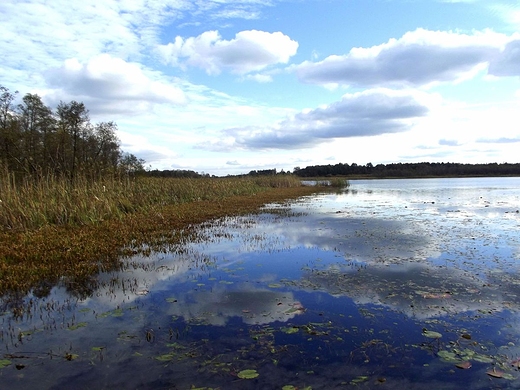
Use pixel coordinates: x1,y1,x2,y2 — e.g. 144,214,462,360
0,359,12,368
487,369,506,378
237,369,259,379
282,327,299,334
473,354,494,363
268,283,282,288
155,353,175,362
438,350,461,363
68,322,87,330
282,386,297,390
92,346,105,351
166,297,178,303
422,330,442,339
511,358,520,368
351,376,369,384
456,361,472,369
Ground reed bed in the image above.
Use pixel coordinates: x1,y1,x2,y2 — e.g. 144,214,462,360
0,172,302,232
0,171,323,295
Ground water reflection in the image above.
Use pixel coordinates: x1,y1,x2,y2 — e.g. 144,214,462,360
2,177,520,389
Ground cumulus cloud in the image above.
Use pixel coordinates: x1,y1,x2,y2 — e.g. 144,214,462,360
211,89,429,150
489,39,520,76
157,30,298,75
294,29,508,88
44,54,186,115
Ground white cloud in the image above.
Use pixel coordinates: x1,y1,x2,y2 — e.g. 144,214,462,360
438,139,461,146
294,29,510,88
207,89,431,150
489,39,520,76
157,30,298,75
43,54,186,115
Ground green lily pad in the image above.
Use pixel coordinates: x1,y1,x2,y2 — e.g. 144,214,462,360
351,375,369,384
155,353,175,362
68,322,87,330
438,350,461,363
237,369,259,379
0,359,12,368
422,330,442,339
473,354,494,363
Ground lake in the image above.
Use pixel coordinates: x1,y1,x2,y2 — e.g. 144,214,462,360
1,177,520,389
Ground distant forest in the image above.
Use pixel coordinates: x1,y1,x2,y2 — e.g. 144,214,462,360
292,162,520,178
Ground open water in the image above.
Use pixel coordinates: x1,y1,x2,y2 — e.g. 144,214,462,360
1,177,520,389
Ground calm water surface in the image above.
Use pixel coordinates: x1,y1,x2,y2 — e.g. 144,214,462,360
1,177,520,389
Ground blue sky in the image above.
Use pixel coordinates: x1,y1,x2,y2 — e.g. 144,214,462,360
1,0,520,175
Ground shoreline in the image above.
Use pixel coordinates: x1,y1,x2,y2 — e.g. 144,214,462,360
0,185,324,296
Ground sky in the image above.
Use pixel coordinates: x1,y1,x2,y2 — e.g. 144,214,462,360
1,0,520,176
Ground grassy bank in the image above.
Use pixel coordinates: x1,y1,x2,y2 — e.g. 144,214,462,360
0,175,323,296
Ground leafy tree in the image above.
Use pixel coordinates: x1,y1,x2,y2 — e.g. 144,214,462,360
119,152,146,176
56,101,90,183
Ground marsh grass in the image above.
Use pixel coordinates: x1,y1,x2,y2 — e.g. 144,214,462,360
0,171,302,231
329,177,350,188
0,171,321,295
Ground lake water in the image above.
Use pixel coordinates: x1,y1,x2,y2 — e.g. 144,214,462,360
1,177,520,389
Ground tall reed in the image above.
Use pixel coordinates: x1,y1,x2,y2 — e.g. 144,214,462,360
0,170,303,232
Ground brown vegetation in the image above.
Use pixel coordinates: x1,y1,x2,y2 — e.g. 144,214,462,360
0,178,322,296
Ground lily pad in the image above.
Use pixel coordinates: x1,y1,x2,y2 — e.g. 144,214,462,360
456,361,472,369
422,330,442,339
68,322,87,330
155,353,175,362
473,354,494,363
0,359,12,368
351,376,369,384
486,369,514,379
237,369,259,379
438,350,461,363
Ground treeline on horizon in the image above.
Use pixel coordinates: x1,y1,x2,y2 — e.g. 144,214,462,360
292,162,520,178
1,86,145,183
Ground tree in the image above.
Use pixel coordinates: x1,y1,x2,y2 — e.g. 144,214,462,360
119,153,145,176
56,101,89,183
0,86,20,172
18,93,55,175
